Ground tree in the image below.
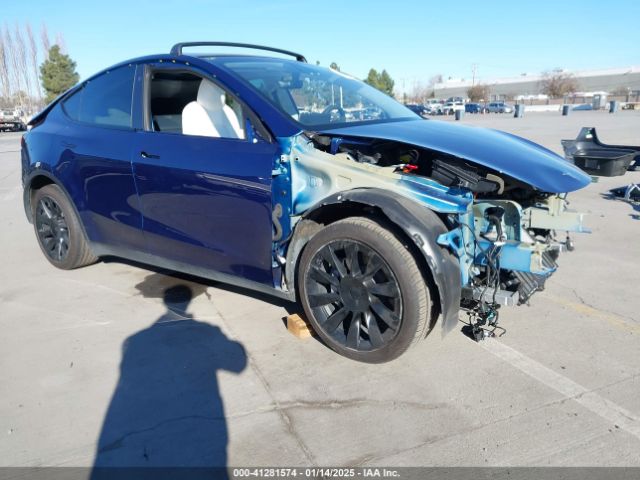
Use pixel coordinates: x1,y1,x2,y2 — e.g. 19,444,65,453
0,31,9,100
14,25,32,108
364,68,395,96
55,32,67,54
428,74,443,87
466,84,490,102
379,70,394,96
26,23,41,101
4,27,21,101
611,86,631,97
329,62,340,71
365,68,379,87
425,74,444,99
41,23,50,55
540,70,578,98
406,80,428,104
0,23,50,111
40,45,79,103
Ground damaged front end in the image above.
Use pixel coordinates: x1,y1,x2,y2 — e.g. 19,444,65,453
274,122,591,337
438,192,589,338
440,191,590,308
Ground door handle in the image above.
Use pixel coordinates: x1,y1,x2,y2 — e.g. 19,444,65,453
140,151,160,159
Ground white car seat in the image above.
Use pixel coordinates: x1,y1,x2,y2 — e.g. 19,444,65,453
182,79,244,139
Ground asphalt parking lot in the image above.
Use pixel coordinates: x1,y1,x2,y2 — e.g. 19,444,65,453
1,111,639,469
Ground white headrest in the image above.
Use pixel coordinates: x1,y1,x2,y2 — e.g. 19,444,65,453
197,79,226,111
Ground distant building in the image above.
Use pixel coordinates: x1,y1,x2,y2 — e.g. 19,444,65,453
433,66,640,100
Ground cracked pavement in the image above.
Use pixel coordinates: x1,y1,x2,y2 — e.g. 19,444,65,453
1,111,639,467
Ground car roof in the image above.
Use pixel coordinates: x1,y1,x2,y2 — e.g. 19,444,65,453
32,42,308,122
169,41,307,62
203,54,305,67
31,46,310,136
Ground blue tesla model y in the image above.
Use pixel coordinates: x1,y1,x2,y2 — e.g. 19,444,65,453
21,42,590,362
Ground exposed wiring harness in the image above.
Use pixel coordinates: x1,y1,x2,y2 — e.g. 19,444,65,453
458,218,506,341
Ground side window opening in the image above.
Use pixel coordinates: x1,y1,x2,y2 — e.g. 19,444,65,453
62,65,135,128
148,70,246,140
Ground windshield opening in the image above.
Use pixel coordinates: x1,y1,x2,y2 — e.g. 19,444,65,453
214,58,418,129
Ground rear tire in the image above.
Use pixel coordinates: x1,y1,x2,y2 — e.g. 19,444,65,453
32,184,98,270
297,217,431,363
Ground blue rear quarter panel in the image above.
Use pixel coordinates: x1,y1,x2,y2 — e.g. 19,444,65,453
24,105,145,251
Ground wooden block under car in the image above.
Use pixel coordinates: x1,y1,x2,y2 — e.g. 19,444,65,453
286,314,315,338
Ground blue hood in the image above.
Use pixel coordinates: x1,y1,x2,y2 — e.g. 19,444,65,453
321,119,591,193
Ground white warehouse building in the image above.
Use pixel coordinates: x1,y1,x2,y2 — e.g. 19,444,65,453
433,66,640,100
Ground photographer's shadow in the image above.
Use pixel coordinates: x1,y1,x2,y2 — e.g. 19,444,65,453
92,283,247,472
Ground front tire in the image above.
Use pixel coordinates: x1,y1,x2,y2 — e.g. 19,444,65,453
297,217,431,363
32,184,98,270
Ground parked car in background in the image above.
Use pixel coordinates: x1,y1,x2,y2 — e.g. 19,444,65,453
424,99,443,115
21,42,591,362
441,101,465,115
0,109,26,132
465,103,485,114
404,104,428,118
486,102,513,113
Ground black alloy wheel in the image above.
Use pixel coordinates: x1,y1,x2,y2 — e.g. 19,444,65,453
31,184,98,270
298,217,431,363
305,239,403,352
35,196,70,262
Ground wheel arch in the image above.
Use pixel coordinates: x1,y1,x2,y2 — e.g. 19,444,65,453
23,172,88,242
285,188,462,334
23,171,59,223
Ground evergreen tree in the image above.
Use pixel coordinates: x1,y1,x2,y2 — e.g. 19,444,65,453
379,70,395,96
40,45,79,104
364,68,395,96
365,68,380,89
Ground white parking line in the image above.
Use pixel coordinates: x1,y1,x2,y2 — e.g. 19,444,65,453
480,338,640,440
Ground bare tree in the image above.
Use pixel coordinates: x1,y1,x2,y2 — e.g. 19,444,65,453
26,23,41,101
55,32,67,53
540,70,579,98
14,24,33,109
41,23,50,56
425,74,444,98
4,26,23,104
611,86,630,96
0,23,53,110
466,84,490,102
406,80,428,104
428,74,443,87
0,30,10,100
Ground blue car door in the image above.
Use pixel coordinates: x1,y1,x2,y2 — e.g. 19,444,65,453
54,64,145,253
131,65,279,286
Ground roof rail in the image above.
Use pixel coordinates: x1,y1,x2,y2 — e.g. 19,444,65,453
170,42,307,62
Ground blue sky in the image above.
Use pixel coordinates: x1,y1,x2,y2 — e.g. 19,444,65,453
4,0,639,92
